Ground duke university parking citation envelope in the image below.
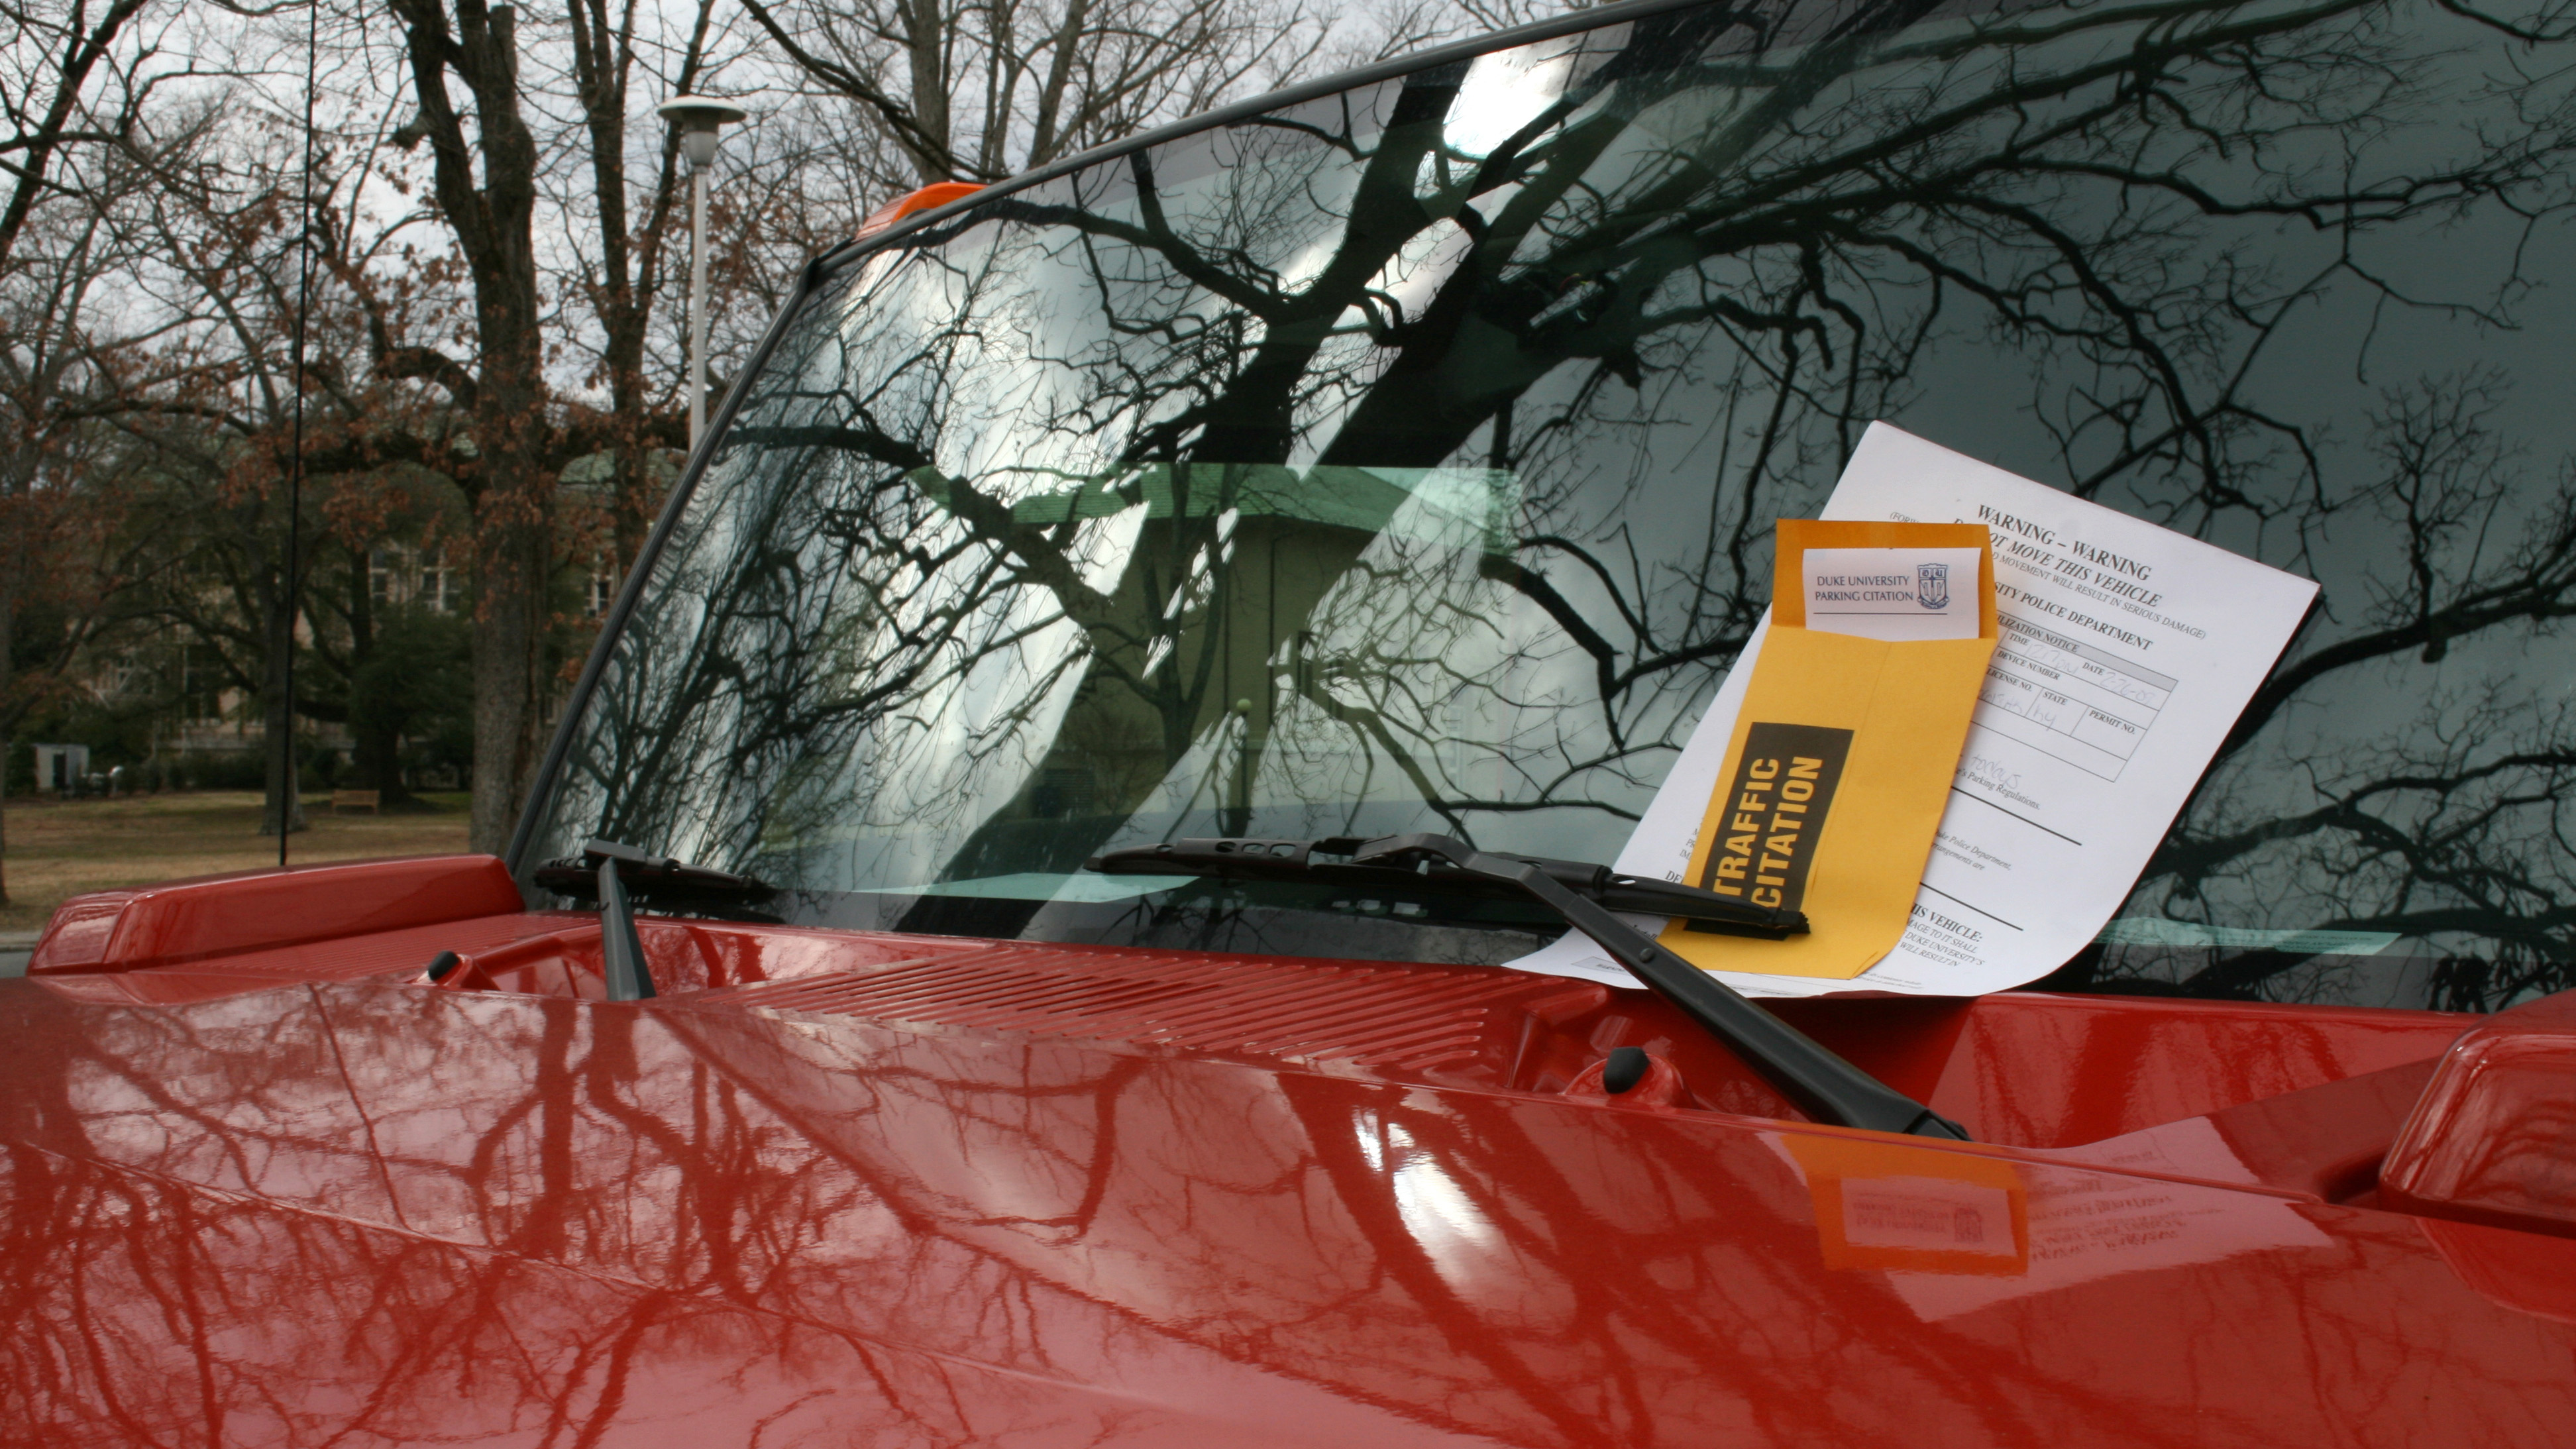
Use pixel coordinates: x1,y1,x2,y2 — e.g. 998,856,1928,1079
1507,423,2318,996
1660,519,2000,978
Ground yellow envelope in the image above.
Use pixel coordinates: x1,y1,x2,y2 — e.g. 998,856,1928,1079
1660,519,1998,978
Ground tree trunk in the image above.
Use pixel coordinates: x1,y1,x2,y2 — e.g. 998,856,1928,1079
902,0,957,182
345,543,417,807
465,478,549,856
258,575,307,838
460,282,553,855
1,572,12,907
352,726,411,805
388,0,552,858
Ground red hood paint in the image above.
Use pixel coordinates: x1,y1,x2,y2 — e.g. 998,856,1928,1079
8,854,2575,1445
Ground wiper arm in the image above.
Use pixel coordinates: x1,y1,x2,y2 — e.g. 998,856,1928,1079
597,854,655,1002
1087,833,1968,1140
531,839,775,902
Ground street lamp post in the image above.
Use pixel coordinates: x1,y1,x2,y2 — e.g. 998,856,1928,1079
656,95,747,449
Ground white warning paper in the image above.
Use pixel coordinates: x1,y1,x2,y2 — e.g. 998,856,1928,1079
1505,423,2318,997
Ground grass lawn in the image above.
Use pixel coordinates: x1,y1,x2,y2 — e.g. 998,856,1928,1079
0,790,474,936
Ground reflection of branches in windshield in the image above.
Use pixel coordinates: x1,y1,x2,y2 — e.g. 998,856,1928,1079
2113,373,2576,1000
545,0,2576,997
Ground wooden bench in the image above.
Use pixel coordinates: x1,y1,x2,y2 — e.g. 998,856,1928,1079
331,789,381,815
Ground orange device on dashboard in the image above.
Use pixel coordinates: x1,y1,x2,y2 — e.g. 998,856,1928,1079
1660,519,1998,979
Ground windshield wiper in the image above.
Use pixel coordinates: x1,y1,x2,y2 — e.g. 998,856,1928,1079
531,840,776,1003
531,839,775,902
1088,833,1968,1140
1090,835,1808,937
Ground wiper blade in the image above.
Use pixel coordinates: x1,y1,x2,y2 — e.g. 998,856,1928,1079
1089,835,1807,938
532,839,775,902
1087,832,1967,1140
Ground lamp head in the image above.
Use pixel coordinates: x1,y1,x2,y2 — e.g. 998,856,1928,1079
657,95,748,170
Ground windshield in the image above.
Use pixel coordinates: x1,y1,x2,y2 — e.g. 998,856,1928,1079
525,0,2576,1011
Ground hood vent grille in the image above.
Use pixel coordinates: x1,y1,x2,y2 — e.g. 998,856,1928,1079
680,943,1603,1075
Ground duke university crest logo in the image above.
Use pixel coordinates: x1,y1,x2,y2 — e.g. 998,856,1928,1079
1916,562,1950,610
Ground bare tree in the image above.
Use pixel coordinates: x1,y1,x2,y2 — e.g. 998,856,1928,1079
0,0,159,271
64,103,398,836
0,203,152,812
736,0,1383,193
370,0,785,854
561,0,718,562
0,0,168,902
372,0,566,855
7,0,820,877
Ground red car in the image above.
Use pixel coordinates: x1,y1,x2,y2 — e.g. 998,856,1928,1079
13,0,2576,1440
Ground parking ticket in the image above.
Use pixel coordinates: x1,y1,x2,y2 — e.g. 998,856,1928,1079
1505,421,2318,997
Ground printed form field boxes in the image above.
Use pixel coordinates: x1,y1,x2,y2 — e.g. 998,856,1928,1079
1976,616,2176,781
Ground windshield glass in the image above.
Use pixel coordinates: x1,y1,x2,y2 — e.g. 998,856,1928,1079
526,0,2576,1011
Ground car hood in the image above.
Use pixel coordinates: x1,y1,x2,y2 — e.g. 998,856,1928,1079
1,966,2572,1448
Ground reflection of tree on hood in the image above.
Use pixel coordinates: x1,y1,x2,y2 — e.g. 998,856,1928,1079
7,980,2569,1442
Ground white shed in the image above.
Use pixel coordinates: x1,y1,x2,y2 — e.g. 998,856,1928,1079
30,743,89,794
